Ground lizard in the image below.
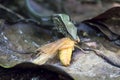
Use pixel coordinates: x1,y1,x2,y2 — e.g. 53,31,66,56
25,0,80,42
25,0,120,68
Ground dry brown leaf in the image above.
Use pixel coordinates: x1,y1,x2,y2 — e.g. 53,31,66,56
32,38,75,66
59,39,75,66
59,47,74,66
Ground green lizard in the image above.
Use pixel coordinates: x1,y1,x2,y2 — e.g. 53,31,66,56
25,0,80,42
25,0,120,68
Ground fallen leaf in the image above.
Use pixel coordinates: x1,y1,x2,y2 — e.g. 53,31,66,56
59,39,75,66
32,38,75,66
82,7,120,40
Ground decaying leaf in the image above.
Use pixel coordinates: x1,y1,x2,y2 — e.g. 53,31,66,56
32,38,75,66
59,39,75,66
0,62,74,80
82,7,120,40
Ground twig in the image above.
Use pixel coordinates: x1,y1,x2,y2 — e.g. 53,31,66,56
92,49,120,68
74,44,120,68
74,44,87,53
0,4,24,20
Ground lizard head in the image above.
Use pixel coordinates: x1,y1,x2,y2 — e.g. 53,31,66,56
52,14,80,42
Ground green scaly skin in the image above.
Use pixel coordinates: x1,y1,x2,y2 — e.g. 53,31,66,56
25,0,80,41
25,0,53,26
